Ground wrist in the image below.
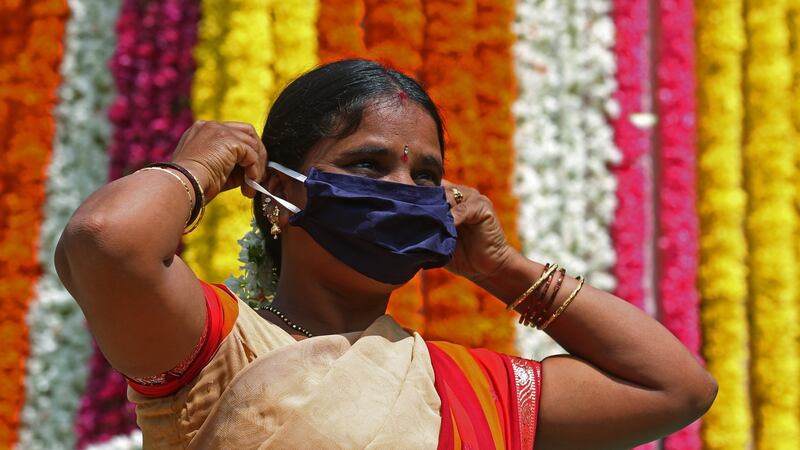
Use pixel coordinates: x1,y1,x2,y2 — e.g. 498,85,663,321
472,249,541,305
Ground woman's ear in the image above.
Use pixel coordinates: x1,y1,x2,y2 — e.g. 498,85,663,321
264,166,307,225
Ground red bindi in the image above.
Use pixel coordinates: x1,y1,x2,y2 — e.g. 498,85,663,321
401,145,409,162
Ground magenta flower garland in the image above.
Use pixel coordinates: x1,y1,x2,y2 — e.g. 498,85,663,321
655,1,702,448
610,0,652,313
76,0,199,447
611,1,656,448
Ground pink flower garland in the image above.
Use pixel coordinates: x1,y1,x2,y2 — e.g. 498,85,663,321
656,1,702,448
610,1,651,312
611,2,656,449
76,0,199,447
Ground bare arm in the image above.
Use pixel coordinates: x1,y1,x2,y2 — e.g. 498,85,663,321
442,183,717,450
478,253,717,450
55,121,266,377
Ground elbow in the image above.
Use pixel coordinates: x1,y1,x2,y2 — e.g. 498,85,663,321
670,368,718,427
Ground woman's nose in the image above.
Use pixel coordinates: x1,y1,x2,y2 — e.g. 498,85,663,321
384,169,416,186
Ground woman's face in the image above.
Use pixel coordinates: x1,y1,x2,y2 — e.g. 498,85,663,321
275,98,444,292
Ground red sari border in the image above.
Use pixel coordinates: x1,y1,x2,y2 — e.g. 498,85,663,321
427,342,543,449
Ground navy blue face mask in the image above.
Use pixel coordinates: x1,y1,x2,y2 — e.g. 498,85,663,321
245,162,457,285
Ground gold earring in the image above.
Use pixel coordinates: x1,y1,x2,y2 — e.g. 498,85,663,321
261,195,271,217
269,205,281,239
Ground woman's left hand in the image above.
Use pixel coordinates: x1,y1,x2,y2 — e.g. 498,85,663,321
442,180,517,284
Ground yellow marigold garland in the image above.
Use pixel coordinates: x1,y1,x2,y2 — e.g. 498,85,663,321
184,0,275,282
272,0,319,89
695,0,752,448
743,0,800,447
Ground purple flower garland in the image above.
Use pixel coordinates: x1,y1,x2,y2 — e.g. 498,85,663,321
656,1,702,448
75,0,199,447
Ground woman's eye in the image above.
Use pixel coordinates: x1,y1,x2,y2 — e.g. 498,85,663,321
414,171,440,186
348,160,380,173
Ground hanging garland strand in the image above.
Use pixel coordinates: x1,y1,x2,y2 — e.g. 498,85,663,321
695,0,752,448
18,1,121,448
655,0,702,448
182,0,274,284
0,1,67,447
364,0,424,74
610,0,652,313
743,0,800,447
473,0,517,352
419,0,497,350
512,0,619,359
224,1,319,306
317,0,366,63
362,0,427,332
75,1,200,447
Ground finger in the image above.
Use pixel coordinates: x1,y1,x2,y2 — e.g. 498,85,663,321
222,121,260,140
227,129,266,180
229,134,261,182
449,196,493,227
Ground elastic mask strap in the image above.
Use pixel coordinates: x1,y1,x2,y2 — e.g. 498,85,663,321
243,178,301,214
268,161,307,182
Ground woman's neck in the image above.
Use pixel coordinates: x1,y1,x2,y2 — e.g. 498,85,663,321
269,263,392,337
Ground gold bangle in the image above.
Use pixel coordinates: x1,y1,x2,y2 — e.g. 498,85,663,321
137,167,193,226
506,263,559,311
540,275,585,331
181,201,205,235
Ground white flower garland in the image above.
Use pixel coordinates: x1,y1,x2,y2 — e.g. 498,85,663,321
18,1,120,448
84,430,142,450
512,0,619,360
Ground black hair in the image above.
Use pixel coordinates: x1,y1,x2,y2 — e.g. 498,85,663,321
253,58,445,279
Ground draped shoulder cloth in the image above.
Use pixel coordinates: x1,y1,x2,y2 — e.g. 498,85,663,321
128,282,542,449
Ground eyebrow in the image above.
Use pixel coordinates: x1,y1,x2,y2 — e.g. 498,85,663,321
341,146,445,175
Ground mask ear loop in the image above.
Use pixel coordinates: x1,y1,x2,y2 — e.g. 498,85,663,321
245,178,300,214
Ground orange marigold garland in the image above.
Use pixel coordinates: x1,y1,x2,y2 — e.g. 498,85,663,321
472,0,518,352
364,0,427,332
317,0,366,63
0,0,67,446
364,0,424,74
420,0,514,352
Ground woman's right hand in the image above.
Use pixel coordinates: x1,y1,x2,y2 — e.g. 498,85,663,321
171,120,268,203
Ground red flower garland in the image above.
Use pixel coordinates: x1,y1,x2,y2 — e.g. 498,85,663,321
76,0,199,447
655,1,702,448
0,1,67,446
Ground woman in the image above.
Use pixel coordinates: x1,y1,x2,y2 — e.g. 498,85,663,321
56,59,716,449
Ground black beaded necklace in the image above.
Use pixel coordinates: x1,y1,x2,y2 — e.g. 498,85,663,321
259,305,314,338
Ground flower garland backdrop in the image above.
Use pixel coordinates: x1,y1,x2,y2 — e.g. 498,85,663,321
182,0,274,285
655,0,702,448
695,0,752,448
223,1,319,305
75,1,199,447
8,1,800,447
18,1,121,449
743,0,800,447
419,0,511,351
363,0,427,332
0,1,67,447
512,0,619,360
610,0,653,315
